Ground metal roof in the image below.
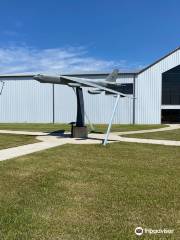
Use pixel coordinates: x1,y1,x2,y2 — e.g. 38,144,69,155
138,46,180,74
0,72,137,79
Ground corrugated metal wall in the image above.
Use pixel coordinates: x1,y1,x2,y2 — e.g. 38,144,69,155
0,79,53,123
0,75,133,124
135,49,180,124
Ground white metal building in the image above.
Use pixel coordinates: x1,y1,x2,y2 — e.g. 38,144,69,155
0,47,180,124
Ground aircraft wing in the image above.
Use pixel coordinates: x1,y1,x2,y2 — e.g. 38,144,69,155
0,73,133,98
61,76,132,98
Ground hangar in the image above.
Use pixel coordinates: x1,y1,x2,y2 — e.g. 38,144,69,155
0,47,180,124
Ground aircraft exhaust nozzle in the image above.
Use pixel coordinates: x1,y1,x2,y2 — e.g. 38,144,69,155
33,74,61,84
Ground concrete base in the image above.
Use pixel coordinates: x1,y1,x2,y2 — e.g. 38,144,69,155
72,126,88,138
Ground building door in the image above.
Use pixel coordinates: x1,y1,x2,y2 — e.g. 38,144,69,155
161,109,180,123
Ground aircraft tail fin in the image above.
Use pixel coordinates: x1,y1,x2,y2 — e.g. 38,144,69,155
106,69,119,82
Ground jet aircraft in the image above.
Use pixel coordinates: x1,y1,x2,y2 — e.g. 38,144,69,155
0,69,133,144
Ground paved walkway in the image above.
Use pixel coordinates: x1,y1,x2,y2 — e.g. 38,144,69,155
113,124,180,146
0,133,104,162
0,130,48,136
0,124,180,161
0,141,65,161
116,124,180,135
117,136,180,146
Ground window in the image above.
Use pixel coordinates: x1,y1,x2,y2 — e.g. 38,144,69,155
162,66,180,105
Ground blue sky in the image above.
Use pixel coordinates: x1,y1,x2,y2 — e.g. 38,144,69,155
0,0,180,73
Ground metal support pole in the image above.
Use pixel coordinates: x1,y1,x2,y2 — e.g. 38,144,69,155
52,84,55,124
85,110,95,132
103,94,120,146
76,87,85,127
132,74,136,124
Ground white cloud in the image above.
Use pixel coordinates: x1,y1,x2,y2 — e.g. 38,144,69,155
0,46,142,74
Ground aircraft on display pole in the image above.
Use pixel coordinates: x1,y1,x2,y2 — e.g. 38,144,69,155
0,69,133,145
34,69,128,96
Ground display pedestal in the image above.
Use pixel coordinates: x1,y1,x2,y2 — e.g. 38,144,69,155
72,126,88,138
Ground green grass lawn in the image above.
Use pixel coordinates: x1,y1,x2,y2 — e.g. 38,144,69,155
0,123,165,133
124,128,180,141
93,124,165,133
0,134,39,150
0,142,179,239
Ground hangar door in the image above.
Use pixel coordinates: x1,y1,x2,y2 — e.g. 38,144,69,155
162,65,180,123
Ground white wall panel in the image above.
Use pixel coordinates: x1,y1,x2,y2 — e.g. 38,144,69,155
135,49,180,124
54,76,133,124
83,91,133,124
0,80,53,123
0,75,133,124
54,85,77,123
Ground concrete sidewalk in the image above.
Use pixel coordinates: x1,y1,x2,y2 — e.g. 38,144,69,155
118,136,180,146
116,124,180,135
0,130,48,136
0,133,104,162
0,141,67,161
0,124,180,162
